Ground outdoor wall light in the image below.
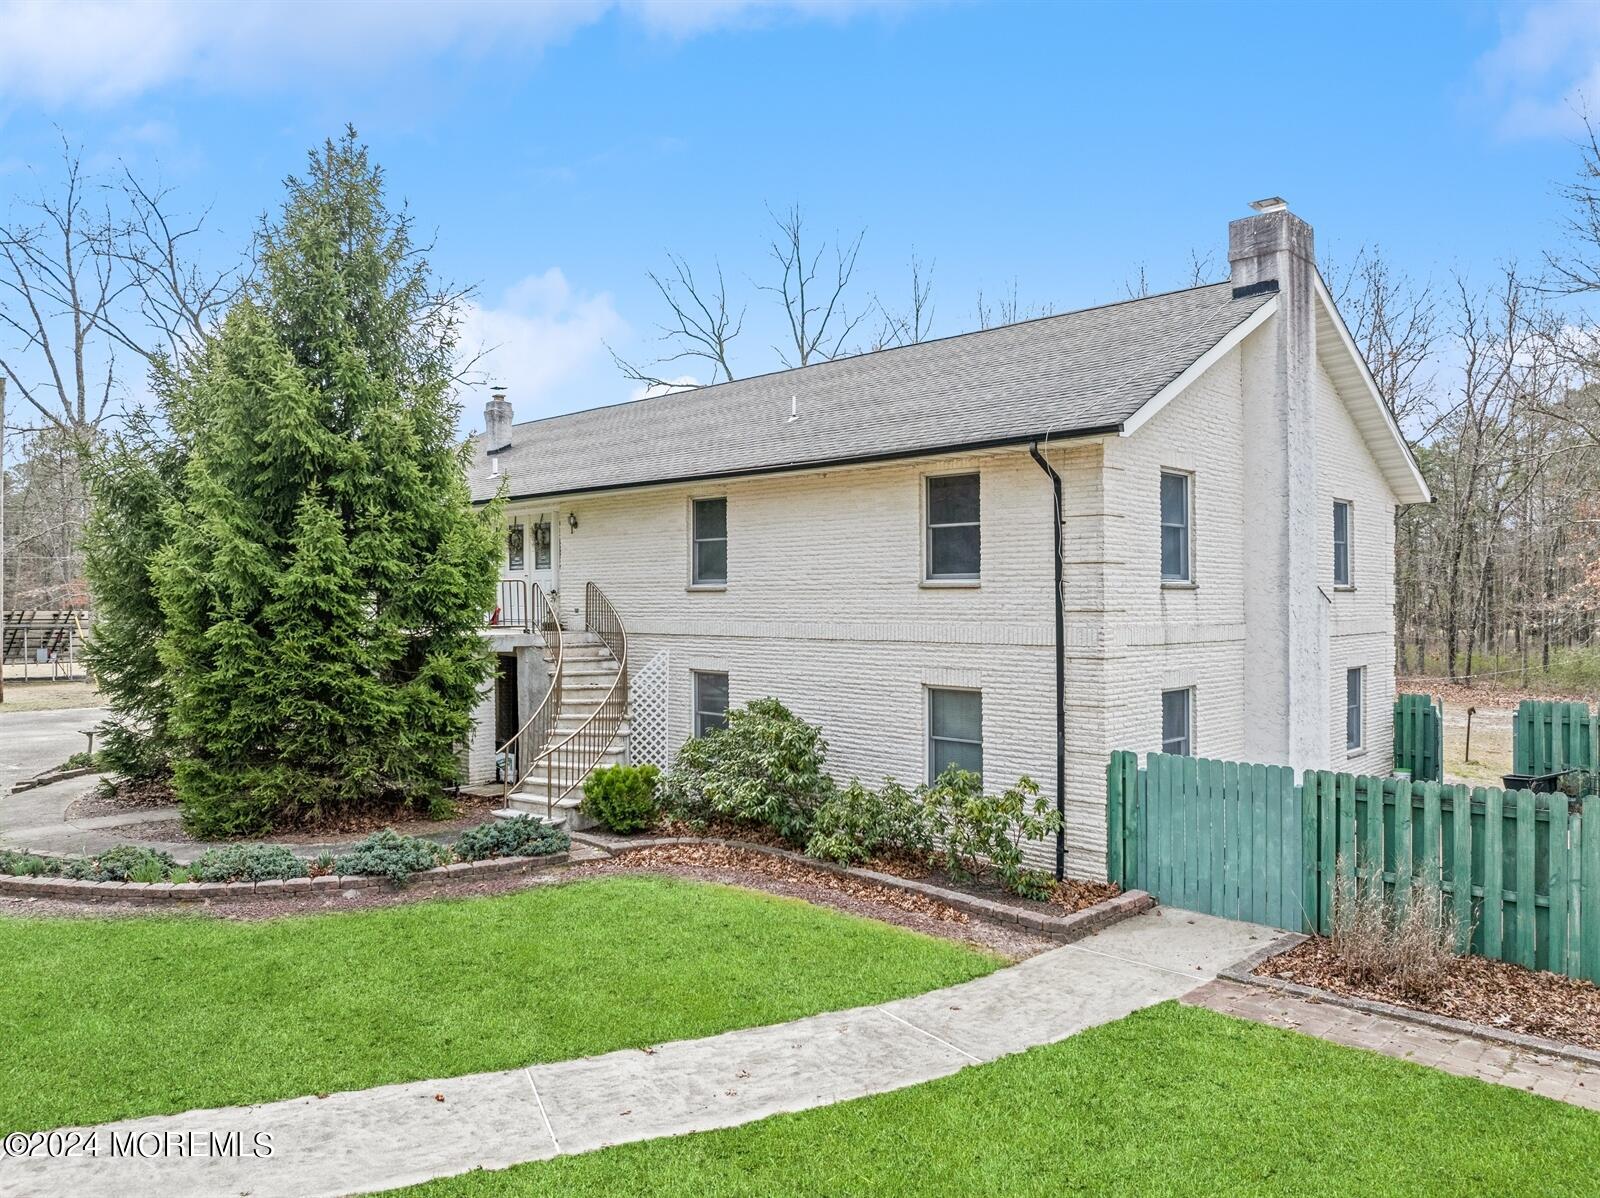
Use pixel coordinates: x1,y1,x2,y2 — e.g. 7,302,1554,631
567,512,579,532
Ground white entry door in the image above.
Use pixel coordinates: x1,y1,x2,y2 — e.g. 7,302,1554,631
527,510,558,599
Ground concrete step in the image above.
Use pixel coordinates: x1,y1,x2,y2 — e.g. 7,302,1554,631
504,789,602,831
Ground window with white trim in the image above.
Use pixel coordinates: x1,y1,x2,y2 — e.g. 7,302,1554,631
1346,667,1365,750
1161,688,1193,756
925,474,980,580
693,671,729,738
1333,500,1353,587
1160,471,1191,583
691,497,727,585
928,687,982,780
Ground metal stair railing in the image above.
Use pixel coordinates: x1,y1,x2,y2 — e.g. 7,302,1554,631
520,581,628,821
494,583,562,800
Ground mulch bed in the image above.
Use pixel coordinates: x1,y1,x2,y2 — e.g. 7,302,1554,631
1257,937,1600,1050
640,817,1118,914
64,777,175,820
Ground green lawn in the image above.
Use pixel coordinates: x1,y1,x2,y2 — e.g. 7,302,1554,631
0,876,996,1132
393,1002,1599,1198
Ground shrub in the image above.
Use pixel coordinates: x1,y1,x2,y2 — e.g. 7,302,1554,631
190,843,309,883
662,698,832,843
581,764,661,833
1330,858,1461,999
923,767,1062,895
453,816,570,861
0,850,61,878
805,779,934,866
59,844,178,883
333,829,450,883
1010,868,1058,903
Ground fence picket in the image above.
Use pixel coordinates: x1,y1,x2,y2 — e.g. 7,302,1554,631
1452,786,1474,952
1584,799,1600,983
1548,793,1570,978
1394,777,1414,916
1208,758,1227,918
1483,787,1504,959
1317,771,1337,935
1515,791,1537,969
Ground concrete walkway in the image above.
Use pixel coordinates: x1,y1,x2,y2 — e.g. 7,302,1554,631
0,908,1271,1198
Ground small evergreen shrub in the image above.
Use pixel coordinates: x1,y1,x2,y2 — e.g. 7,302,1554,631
191,843,309,883
805,779,934,866
923,767,1062,895
0,850,61,877
59,845,178,882
333,829,450,882
663,698,833,843
581,764,661,833
453,816,570,861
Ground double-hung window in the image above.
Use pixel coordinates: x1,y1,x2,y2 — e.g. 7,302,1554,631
1333,500,1353,587
925,474,980,581
693,671,729,738
928,687,983,780
691,497,727,586
1160,471,1191,583
1346,667,1365,751
1161,688,1194,756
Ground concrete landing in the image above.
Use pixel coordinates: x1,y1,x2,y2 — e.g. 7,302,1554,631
0,908,1271,1198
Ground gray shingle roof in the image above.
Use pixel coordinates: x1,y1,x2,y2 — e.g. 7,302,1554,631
468,281,1273,503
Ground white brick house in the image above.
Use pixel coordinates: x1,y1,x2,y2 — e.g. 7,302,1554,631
465,200,1430,880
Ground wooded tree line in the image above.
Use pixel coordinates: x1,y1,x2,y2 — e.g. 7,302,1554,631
1336,129,1600,685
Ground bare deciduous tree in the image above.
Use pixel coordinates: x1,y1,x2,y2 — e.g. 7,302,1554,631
760,204,867,369
872,252,934,349
612,253,743,388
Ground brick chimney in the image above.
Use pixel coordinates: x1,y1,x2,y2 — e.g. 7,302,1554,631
485,385,513,452
1229,198,1329,770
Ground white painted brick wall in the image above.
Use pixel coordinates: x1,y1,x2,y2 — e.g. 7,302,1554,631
1314,356,1399,771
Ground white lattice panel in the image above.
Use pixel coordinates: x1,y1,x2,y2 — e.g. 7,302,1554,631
629,649,671,769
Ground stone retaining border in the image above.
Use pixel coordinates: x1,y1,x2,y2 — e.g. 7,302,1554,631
0,851,570,904
1219,933,1600,1070
11,765,99,794
588,834,1154,943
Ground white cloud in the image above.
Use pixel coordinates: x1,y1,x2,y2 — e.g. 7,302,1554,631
0,0,920,106
458,267,627,422
1479,1,1600,139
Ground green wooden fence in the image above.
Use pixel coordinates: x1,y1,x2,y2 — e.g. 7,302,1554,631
1512,700,1597,776
1107,750,1600,983
1392,693,1443,782
1107,751,1309,930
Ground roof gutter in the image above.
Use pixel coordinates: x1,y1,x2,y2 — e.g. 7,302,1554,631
474,422,1124,507
1028,439,1067,882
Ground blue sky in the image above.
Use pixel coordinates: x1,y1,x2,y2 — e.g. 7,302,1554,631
3,0,1599,430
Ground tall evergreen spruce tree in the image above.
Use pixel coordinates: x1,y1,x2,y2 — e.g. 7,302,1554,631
153,130,500,835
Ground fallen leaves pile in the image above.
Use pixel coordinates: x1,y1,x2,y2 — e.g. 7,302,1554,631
1260,937,1600,1050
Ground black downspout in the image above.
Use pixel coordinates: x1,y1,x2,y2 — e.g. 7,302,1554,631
1028,441,1067,881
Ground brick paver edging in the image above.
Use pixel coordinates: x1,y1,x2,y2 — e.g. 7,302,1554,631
588,834,1154,941
0,852,570,904
1219,933,1600,1070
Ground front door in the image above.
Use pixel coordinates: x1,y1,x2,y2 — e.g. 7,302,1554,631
529,511,558,599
